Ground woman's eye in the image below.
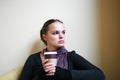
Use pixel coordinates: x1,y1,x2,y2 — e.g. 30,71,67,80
62,30,65,34
52,31,59,35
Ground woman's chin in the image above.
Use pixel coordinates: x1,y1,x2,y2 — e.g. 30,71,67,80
58,44,64,47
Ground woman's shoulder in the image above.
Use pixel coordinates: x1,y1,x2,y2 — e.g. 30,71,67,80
67,50,78,58
67,50,85,60
29,51,41,57
27,51,42,60
26,51,42,65
68,50,77,55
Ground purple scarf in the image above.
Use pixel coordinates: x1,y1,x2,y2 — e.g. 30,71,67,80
43,46,68,69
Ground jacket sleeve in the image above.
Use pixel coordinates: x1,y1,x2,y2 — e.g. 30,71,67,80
70,51,105,80
54,51,105,80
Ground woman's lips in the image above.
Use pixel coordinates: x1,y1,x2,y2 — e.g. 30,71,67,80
58,40,64,44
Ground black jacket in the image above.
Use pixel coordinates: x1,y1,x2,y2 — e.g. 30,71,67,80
19,51,105,80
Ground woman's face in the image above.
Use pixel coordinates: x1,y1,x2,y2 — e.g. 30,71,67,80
42,22,65,50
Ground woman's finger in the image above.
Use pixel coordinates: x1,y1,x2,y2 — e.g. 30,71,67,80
42,59,49,65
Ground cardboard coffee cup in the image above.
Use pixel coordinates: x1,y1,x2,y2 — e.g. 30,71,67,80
44,52,57,66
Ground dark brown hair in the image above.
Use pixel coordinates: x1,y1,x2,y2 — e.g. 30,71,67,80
40,19,63,45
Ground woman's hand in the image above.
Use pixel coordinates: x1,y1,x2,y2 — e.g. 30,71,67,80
42,59,56,76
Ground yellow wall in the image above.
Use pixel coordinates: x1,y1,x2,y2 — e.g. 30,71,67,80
98,0,120,80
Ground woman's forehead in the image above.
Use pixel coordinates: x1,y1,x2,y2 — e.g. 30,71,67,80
48,22,65,31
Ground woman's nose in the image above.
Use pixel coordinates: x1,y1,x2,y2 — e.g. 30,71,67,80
59,32,64,39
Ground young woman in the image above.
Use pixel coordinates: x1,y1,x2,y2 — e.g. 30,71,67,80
19,19,105,80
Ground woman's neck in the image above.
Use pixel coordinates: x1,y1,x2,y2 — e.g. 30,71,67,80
46,46,57,51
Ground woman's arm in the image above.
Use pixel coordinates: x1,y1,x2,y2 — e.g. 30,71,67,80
70,51,105,80
54,51,105,80
19,53,49,80
18,55,34,80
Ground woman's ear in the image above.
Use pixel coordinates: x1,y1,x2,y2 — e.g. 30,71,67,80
42,34,47,41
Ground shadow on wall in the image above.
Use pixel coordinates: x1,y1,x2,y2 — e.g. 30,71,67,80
30,40,45,54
